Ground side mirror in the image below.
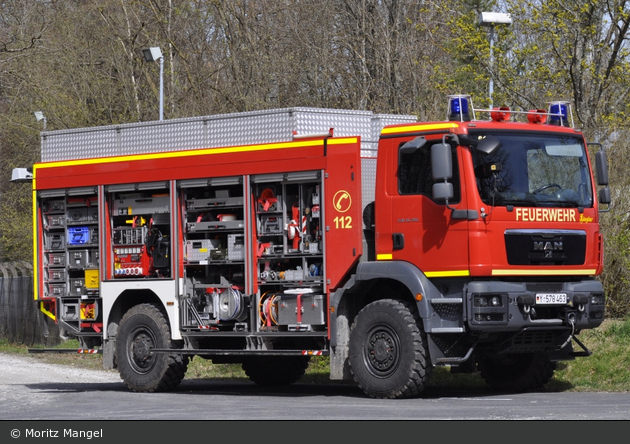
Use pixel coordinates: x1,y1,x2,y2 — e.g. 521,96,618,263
399,136,426,154
595,150,608,186
432,182,453,201
476,135,501,155
431,142,454,202
599,187,611,205
431,143,452,181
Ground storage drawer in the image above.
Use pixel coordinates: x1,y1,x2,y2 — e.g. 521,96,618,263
47,282,67,297
67,226,98,246
47,252,66,267
46,214,66,229
278,293,325,326
68,277,85,296
47,268,67,283
45,232,65,250
68,249,99,269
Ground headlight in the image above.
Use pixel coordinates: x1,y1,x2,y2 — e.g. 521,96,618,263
474,295,503,307
474,296,488,307
590,293,605,305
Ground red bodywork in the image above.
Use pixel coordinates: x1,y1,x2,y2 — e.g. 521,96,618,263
32,136,363,321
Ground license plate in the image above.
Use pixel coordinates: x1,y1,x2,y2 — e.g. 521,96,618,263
535,293,567,305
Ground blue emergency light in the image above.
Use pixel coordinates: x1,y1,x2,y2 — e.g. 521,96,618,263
448,95,473,121
548,101,570,126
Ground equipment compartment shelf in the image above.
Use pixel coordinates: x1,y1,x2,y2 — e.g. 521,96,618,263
186,220,245,232
186,196,244,210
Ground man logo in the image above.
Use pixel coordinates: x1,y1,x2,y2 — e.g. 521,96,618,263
534,241,563,258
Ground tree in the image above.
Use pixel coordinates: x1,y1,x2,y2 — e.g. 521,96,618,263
0,0,49,261
1,0,630,317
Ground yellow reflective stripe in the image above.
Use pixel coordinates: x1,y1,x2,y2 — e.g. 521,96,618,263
492,269,596,276
33,183,54,319
425,270,470,278
39,301,56,321
34,137,342,170
381,123,459,135
327,137,358,145
377,254,393,260
32,188,38,302
371,263,595,277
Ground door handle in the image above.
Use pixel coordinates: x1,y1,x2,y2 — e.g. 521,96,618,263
392,233,404,250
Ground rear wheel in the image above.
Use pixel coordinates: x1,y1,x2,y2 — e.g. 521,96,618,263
116,303,188,392
477,352,554,393
348,299,431,399
242,356,310,386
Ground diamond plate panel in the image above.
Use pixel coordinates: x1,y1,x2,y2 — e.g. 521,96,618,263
361,157,377,228
40,108,415,219
41,107,415,162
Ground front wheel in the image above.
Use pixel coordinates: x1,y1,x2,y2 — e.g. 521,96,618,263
477,352,554,393
115,303,188,392
348,299,432,399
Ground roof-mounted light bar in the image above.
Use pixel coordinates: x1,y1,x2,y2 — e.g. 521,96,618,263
527,109,547,124
446,95,576,127
490,107,511,122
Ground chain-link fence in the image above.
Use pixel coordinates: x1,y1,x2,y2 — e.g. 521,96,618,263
0,261,62,346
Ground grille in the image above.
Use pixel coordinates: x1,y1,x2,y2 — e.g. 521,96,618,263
505,230,586,265
504,330,558,353
526,282,564,292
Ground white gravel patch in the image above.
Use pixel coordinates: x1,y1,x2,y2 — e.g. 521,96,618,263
0,352,120,385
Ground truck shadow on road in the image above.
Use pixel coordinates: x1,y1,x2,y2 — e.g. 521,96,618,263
24,377,574,400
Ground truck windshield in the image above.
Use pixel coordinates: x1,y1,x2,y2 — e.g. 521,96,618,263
471,131,593,208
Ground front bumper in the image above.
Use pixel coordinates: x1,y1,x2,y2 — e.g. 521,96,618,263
465,279,605,332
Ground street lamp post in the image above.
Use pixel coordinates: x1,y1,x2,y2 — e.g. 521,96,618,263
479,12,512,108
142,47,164,121
34,111,47,132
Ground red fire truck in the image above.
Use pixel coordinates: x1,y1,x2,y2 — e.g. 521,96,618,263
13,95,610,399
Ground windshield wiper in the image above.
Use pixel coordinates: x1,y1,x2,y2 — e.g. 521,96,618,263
536,199,586,208
499,199,539,207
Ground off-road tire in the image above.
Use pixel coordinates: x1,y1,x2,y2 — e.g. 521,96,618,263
116,303,188,392
242,356,311,386
477,352,555,393
348,299,432,399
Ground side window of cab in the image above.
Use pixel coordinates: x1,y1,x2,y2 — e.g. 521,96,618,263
398,141,461,203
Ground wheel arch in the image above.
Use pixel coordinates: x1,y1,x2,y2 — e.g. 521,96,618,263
107,289,168,337
332,261,438,342
329,260,439,382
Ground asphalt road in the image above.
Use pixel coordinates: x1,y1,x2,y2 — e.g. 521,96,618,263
1,352,629,421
